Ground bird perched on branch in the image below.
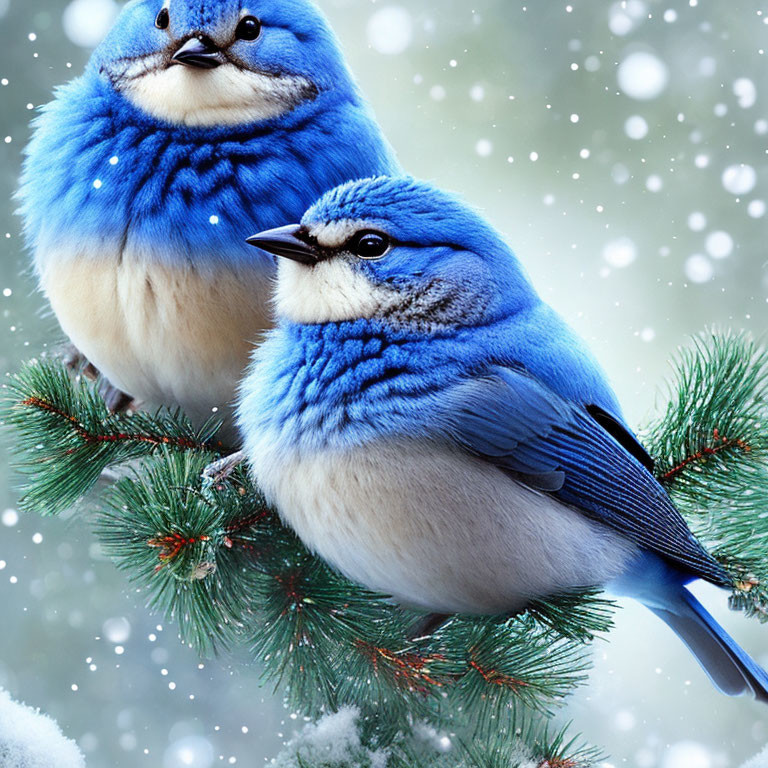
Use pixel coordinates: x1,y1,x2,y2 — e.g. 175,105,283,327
18,0,397,437
237,175,768,703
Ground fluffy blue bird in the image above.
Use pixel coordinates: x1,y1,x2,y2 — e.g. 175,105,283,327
237,175,768,703
18,0,397,433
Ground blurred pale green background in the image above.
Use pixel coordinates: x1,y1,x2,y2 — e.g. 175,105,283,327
1,0,767,766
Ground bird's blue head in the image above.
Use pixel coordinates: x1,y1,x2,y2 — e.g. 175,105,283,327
247,176,539,329
90,0,355,127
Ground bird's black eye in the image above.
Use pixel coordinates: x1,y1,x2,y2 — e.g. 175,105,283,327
349,231,391,260
235,16,262,41
155,7,170,30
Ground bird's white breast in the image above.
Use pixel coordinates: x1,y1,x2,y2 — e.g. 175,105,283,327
121,61,314,127
39,242,272,430
249,433,637,615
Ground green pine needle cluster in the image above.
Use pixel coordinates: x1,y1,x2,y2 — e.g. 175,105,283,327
3,330,767,766
644,331,768,621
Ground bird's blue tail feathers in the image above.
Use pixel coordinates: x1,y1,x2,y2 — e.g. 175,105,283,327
609,551,768,703
649,585,768,703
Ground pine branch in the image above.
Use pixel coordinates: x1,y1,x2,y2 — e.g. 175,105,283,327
429,614,595,723
527,589,615,643
644,330,768,620
7,330,768,762
457,719,603,768
2,359,219,515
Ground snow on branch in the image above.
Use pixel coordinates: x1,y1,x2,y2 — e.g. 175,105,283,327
0,688,85,768
741,745,768,768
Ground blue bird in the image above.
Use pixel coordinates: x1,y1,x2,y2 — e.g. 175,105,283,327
18,0,397,435
237,176,768,703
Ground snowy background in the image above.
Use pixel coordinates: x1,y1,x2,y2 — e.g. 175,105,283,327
1,0,767,766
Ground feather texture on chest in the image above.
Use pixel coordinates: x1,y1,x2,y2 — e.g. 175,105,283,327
237,320,479,452
20,75,398,273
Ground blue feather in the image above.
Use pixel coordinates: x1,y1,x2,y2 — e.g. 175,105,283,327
613,552,768,701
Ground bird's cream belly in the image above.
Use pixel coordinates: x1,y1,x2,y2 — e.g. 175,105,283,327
39,250,272,427
251,438,638,615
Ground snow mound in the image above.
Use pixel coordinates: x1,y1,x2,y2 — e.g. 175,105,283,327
0,689,85,768
270,708,389,768
270,709,541,767
742,745,768,768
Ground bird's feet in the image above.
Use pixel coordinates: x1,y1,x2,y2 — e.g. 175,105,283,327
100,382,137,414
61,343,99,380
408,613,453,641
202,451,248,489
60,343,137,414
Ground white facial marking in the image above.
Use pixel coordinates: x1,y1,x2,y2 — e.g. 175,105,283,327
113,60,314,127
275,258,397,324
308,220,376,249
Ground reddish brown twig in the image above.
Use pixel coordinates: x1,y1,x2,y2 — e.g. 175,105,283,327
468,652,530,692
21,396,204,451
356,640,443,694
661,428,751,483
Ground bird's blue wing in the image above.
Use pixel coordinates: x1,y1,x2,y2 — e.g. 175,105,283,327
441,366,728,586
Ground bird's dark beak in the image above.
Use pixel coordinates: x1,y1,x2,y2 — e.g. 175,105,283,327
247,225,320,266
171,36,224,69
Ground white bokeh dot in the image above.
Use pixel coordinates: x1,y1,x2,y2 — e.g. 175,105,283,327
722,164,757,196
475,139,493,157
625,115,649,140
603,237,637,269
367,6,413,56
429,85,446,101
687,212,707,231
705,231,734,259
694,154,710,169
103,617,131,644
646,175,663,192
618,52,669,100
662,741,712,768
615,709,637,731
685,254,714,283
2,509,19,527
63,0,120,48
733,78,757,109
163,736,215,768
699,56,717,77
469,84,485,102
